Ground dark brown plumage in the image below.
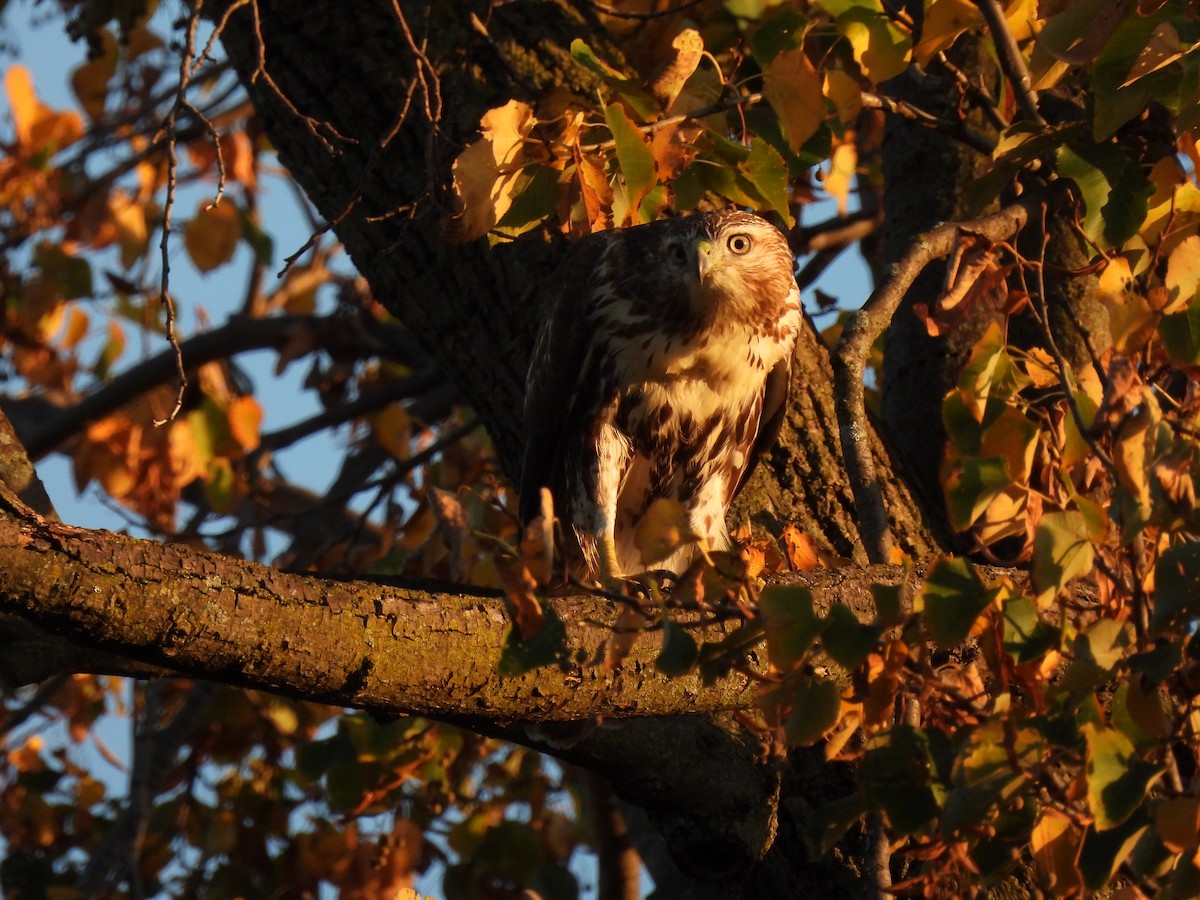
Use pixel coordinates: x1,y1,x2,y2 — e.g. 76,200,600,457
520,210,801,579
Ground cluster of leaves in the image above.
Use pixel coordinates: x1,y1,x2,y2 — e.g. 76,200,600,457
0,6,593,899
476,0,1200,895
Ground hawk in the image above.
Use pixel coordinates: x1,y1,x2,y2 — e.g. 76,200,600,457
519,209,801,580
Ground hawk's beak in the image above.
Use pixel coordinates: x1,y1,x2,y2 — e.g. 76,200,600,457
695,239,714,280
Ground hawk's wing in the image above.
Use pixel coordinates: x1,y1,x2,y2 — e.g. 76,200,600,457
730,354,792,502
518,231,614,526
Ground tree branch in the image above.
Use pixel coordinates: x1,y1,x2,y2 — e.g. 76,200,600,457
832,190,1065,562
973,0,1044,125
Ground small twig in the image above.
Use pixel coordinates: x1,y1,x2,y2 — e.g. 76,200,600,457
154,1,209,428
932,51,1008,132
973,0,1045,125
861,91,995,155
0,675,69,743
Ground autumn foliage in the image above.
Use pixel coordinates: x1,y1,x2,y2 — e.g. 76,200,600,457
3,0,1200,898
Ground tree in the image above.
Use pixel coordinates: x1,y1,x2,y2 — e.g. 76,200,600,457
2,0,1199,897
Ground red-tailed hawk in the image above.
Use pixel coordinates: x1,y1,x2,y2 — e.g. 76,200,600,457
520,210,801,580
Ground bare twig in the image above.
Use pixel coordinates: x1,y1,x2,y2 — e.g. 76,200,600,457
861,91,995,155
833,189,1068,562
973,0,1044,125
577,0,705,19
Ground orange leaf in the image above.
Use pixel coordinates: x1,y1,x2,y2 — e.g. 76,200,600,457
782,524,820,571
227,396,263,452
763,49,824,151
70,30,118,121
5,65,84,155
183,201,242,273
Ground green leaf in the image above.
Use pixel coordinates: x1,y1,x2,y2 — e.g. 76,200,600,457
870,582,903,625
783,675,841,746
698,619,765,685
751,6,807,64
33,242,94,299
920,557,993,650
1057,140,1152,249
1062,618,1130,698
860,726,942,836
759,585,824,669
496,164,560,229
236,205,274,266
944,456,1011,532
571,39,658,120
804,793,867,857
833,5,912,82
1082,724,1163,831
1000,594,1061,663
605,104,657,210
1151,540,1200,635
498,607,568,676
1032,510,1097,604
655,619,699,677
1158,304,1200,366
821,603,880,670
740,137,791,223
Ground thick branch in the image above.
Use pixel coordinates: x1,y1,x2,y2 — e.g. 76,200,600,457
0,489,756,721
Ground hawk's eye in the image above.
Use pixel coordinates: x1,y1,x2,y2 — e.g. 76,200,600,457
727,233,753,255
668,243,688,265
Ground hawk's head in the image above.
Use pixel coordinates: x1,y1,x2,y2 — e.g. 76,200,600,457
656,210,796,323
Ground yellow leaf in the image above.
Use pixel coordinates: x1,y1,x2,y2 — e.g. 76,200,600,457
1099,256,1156,353
1165,234,1200,314
824,70,862,124
912,0,978,66
227,396,263,453
634,498,697,566
369,402,411,461
647,28,704,109
5,65,84,155
839,9,912,83
823,143,857,215
448,100,536,242
70,30,118,121
763,48,824,151
63,305,89,350
1030,808,1082,895
109,191,149,269
183,201,242,273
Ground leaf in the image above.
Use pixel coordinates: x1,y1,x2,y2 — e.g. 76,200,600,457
920,557,993,650
647,28,704,109
449,100,536,242
633,498,697,566
1032,510,1097,605
1031,809,1083,896
1001,593,1061,663
1082,724,1163,831
1151,541,1200,635
1120,22,1196,88
570,39,658,120
1057,140,1152,249
860,727,942,836
1165,234,1200,313
227,396,262,453
495,164,560,231
824,70,862,124
823,142,856,215
70,29,117,121
944,456,1011,532
605,103,657,220
758,584,823,669
4,65,85,155
783,676,841,746
1078,817,1148,891
655,619,698,676
1156,797,1200,853
498,606,568,676
762,48,824,152
751,7,807,65
1158,305,1200,366
739,137,791,223
835,5,912,82
183,201,242,273
821,604,880,670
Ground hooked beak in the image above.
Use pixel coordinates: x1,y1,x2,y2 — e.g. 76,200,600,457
694,238,714,280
